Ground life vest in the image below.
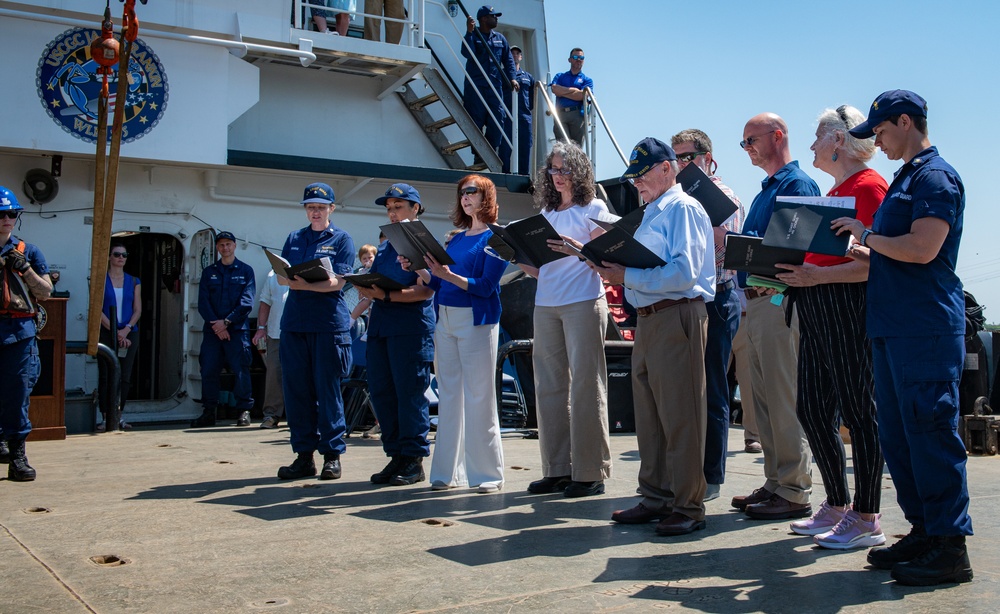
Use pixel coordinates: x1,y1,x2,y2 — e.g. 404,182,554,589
1,241,36,318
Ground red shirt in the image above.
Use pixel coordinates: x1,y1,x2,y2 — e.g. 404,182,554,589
805,168,888,267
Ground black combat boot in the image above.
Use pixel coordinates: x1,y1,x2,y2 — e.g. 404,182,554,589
891,535,974,586
0,439,10,464
370,456,402,484
319,453,342,480
190,408,216,428
389,456,425,486
277,452,317,480
8,439,36,482
867,525,930,569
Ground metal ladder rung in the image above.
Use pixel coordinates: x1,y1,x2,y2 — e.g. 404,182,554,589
424,117,456,132
441,140,471,155
409,93,440,111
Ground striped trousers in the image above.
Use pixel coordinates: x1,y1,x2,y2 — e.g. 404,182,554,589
795,282,883,513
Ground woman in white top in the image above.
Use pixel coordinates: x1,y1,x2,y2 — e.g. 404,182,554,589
520,141,614,498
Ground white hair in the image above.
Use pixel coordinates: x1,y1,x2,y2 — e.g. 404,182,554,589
817,105,876,162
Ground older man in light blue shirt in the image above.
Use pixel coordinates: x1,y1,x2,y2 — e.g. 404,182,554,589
593,137,714,537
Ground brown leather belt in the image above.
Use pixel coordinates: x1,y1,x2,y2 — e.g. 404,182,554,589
744,287,768,300
636,296,704,317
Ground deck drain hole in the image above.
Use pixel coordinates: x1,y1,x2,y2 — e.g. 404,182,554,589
215,460,233,464
249,598,290,609
24,507,51,514
509,466,531,471
156,444,172,448
89,555,130,567
421,518,455,527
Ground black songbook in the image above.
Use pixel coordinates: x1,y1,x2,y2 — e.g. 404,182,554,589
264,249,333,283
723,235,804,279
677,163,739,227
612,206,646,235
487,214,569,268
572,219,667,268
342,272,407,291
378,220,454,271
762,197,857,256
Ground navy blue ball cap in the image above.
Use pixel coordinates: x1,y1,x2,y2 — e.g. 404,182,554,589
849,90,928,139
477,5,501,18
215,231,236,243
620,138,676,183
301,182,335,205
375,183,422,207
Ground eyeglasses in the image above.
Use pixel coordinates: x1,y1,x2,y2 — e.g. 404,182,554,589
740,131,776,149
569,55,584,60
1,211,20,219
676,151,708,164
547,166,572,176
112,251,128,258
461,186,479,194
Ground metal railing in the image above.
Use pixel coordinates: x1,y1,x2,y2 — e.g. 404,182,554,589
537,84,628,174
291,0,423,47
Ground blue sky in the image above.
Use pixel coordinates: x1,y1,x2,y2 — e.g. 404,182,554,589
545,0,1000,322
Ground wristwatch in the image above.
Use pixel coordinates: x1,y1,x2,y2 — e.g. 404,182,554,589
860,229,873,247
383,290,392,303
224,318,232,327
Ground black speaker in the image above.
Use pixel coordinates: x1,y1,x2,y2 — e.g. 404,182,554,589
606,343,635,432
23,169,59,205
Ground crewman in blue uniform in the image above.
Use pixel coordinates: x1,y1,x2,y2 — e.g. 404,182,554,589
191,231,256,428
509,45,535,176
0,186,53,481
834,90,973,586
355,184,435,486
461,5,517,172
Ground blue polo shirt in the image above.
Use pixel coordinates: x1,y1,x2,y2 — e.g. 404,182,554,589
367,238,435,338
738,161,820,288
280,224,354,336
0,236,48,345
868,147,964,338
550,70,593,112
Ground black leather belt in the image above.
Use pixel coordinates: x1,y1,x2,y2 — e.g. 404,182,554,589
716,279,735,293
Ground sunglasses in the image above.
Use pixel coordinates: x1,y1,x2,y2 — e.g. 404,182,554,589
569,55,585,60
676,151,708,164
1,211,20,219
740,130,776,149
461,186,479,194
112,251,128,258
546,166,572,176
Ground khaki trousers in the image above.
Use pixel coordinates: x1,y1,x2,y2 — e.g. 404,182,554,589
731,318,758,441
363,0,404,43
262,337,284,419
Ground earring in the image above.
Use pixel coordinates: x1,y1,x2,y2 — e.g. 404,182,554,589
832,150,839,162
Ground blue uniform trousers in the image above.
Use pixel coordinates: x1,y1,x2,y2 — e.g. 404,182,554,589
703,284,740,485
367,333,432,458
280,331,351,455
506,112,532,176
0,336,39,440
463,83,507,165
872,335,973,536
199,330,254,411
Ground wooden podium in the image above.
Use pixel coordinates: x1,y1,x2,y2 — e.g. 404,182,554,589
27,296,67,441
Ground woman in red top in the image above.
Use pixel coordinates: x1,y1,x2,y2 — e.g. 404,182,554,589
775,105,888,550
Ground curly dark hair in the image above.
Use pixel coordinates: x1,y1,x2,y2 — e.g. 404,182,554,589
532,141,596,211
451,174,499,228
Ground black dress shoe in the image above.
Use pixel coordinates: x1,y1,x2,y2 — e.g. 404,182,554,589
527,475,572,494
236,411,251,427
0,440,10,464
655,512,706,536
564,480,605,498
190,409,216,428
319,453,341,480
277,452,316,480
371,456,402,484
867,525,930,570
389,456,425,486
890,536,974,586
612,503,666,524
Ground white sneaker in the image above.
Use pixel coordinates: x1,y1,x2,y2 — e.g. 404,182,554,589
704,483,721,501
477,482,503,494
431,480,455,491
790,500,847,536
814,510,886,550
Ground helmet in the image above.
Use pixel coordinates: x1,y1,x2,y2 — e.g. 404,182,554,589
0,186,23,212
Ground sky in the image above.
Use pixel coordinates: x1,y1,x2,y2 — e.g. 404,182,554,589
544,0,1000,323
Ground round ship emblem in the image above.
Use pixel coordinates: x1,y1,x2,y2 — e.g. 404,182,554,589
36,27,169,144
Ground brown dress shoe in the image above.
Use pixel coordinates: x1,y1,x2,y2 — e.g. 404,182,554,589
745,493,811,520
744,440,762,453
655,512,706,536
731,486,771,511
611,503,666,524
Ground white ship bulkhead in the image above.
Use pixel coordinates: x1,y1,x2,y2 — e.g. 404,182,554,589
0,0,549,423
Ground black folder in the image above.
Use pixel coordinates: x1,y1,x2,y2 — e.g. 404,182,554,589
487,214,569,268
342,272,407,291
572,219,667,269
264,249,333,283
723,235,804,278
677,163,739,227
379,220,454,271
762,197,857,256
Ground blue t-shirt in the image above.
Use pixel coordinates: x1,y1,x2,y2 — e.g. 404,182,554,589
867,146,965,338
738,161,820,288
0,236,48,344
428,230,506,325
367,237,435,338
550,70,593,112
280,224,355,336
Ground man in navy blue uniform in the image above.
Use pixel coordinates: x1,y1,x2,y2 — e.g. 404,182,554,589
834,90,973,586
192,231,256,428
509,45,535,176
462,5,517,172
0,186,53,481
730,113,817,521
549,48,592,147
